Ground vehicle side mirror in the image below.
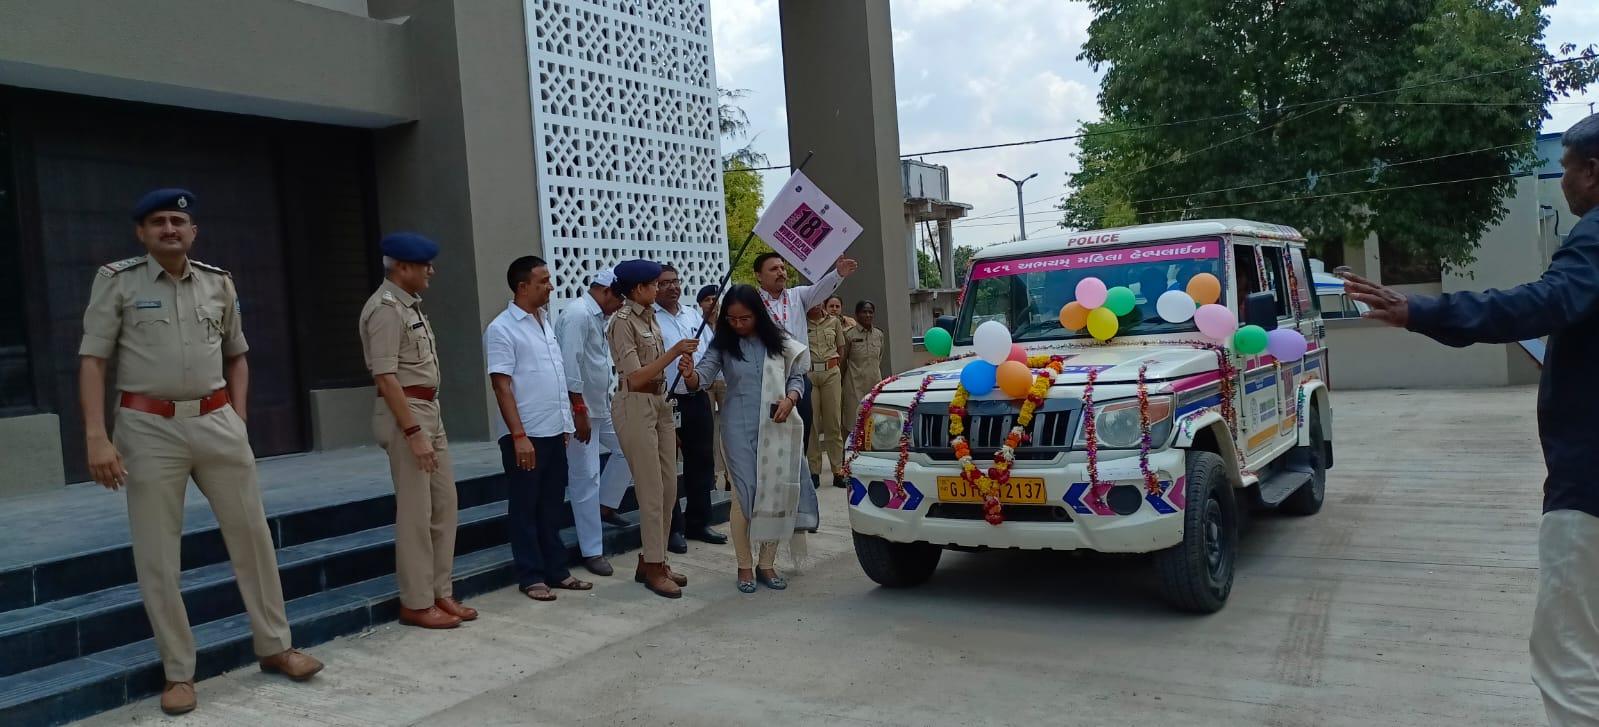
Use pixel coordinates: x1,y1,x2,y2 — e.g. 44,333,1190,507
935,315,957,334
1244,292,1278,331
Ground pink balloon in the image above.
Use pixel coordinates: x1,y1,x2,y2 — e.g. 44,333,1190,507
1267,328,1308,362
1075,277,1108,309
1007,344,1029,364
1194,304,1237,340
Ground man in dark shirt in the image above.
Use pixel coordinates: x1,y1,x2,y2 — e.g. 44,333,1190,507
1341,113,1599,726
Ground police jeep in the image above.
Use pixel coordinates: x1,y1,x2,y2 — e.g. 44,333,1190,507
845,219,1334,613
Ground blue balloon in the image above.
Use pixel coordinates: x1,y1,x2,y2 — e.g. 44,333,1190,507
960,360,998,395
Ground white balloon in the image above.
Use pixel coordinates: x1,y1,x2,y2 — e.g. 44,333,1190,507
1156,290,1197,323
973,320,1013,365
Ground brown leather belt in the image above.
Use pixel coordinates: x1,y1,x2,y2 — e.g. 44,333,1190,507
378,386,438,401
120,389,229,418
625,381,666,395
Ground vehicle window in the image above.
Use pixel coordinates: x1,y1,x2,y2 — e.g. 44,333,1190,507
1232,243,1262,322
1260,245,1291,319
1289,247,1318,317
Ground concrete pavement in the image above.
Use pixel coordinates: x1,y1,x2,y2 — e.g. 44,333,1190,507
81,387,1549,726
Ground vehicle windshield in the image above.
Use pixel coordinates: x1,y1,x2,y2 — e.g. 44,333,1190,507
954,238,1225,344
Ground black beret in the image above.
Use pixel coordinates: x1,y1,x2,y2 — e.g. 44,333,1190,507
614,259,663,286
696,284,720,303
131,188,195,222
379,232,440,263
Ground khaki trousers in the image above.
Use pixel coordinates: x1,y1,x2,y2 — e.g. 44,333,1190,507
728,487,776,570
374,399,457,610
116,405,291,682
612,391,676,563
806,367,843,476
1531,509,1599,726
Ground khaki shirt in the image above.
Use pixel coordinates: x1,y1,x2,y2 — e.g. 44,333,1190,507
844,323,885,388
807,314,845,364
606,300,664,390
78,255,248,400
358,279,440,388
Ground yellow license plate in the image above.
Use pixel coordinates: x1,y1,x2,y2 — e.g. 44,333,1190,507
937,476,1047,504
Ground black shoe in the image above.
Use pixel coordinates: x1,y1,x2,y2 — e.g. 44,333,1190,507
687,527,728,545
668,531,689,554
810,474,820,489
600,508,629,527
833,475,847,489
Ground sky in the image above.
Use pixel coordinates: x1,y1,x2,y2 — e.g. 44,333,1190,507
709,0,1599,250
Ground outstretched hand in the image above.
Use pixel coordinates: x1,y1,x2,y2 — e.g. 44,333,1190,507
1338,270,1410,328
836,258,859,278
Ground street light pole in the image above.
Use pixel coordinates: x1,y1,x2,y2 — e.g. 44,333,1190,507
998,172,1038,240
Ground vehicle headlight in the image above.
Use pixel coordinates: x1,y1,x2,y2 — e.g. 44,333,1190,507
1076,396,1174,450
862,405,909,452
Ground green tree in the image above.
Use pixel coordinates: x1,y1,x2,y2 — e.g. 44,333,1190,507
915,250,942,289
953,244,980,288
1063,0,1597,269
719,88,774,285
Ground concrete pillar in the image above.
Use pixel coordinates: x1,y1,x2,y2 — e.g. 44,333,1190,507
779,0,912,372
937,218,954,288
370,0,541,440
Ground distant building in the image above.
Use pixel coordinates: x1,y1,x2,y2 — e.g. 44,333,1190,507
901,159,970,330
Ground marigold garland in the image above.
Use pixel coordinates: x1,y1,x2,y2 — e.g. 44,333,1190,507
949,354,1066,525
1083,367,1101,504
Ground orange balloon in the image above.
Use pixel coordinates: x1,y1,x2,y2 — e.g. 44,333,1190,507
1059,301,1090,331
996,360,1034,398
1186,273,1222,305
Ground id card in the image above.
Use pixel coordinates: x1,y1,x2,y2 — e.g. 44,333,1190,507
669,397,682,428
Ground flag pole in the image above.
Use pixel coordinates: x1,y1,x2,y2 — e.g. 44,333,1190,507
668,151,815,394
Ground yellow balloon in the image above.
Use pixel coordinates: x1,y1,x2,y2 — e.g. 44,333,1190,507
996,361,1034,398
1087,307,1119,341
1187,273,1222,306
1059,301,1089,331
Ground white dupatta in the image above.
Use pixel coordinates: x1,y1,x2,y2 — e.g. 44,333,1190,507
749,336,809,564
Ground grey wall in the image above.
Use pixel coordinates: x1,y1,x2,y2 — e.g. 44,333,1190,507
779,0,914,373
0,414,64,497
0,0,414,127
1324,318,1530,390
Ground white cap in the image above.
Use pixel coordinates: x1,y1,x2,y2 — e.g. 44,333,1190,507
591,267,617,287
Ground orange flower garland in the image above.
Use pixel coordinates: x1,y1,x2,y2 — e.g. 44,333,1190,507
949,354,1066,525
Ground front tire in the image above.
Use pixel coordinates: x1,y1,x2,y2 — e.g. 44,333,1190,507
1155,451,1238,613
854,532,942,588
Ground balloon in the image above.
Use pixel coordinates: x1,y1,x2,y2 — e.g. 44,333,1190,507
1194,304,1237,340
1059,302,1089,331
1234,325,1268,355
1267,328,1308,362
996,361,1034,398
1104,286,1137,316
1156,290,1197,323
960,360,997,395
1076,277,1108,309
924,327,953,357
973,320,1013,365
1187,273,1222,305
1007,344,1029,364
1086,307,1119,341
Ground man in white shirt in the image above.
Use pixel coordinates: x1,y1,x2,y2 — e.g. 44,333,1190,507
485,256,592,601
655,264,727,550
556,268,627,576
753,252,858,461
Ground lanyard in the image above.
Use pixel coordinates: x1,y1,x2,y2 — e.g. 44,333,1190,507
761,289,789,329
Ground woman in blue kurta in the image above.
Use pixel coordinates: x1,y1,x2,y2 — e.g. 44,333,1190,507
680,284,818,593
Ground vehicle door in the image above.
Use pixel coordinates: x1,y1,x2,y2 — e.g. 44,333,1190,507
1229,239,1288,463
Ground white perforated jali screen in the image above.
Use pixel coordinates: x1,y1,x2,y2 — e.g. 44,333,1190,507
523,0,728,310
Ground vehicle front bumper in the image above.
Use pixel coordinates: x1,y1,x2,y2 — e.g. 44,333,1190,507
846,449,1188,554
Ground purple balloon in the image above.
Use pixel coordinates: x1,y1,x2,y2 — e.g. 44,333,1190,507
1193,304,1237,340
1076,277,1108,309
1267,328,1308,362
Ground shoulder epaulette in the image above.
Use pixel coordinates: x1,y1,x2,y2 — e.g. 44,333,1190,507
190,259,231,276
379,289,399,306
97,257,146,278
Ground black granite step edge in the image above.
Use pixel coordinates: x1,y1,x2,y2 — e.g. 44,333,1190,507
0,473,511,612
0,493,730,727
0,499,516,678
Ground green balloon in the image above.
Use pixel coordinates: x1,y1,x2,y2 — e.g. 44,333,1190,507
1104,286,1137,316
1234,325,1268,355
924,327,953,357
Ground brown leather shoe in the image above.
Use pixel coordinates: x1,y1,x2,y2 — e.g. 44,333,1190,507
435,597,478,621
399,605,462,629
584,555,614,577
635,554,688,587
259,649,324,681
160,680,196,715
640,561,681,599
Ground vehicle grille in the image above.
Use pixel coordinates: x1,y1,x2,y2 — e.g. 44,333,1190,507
912,398,1078,461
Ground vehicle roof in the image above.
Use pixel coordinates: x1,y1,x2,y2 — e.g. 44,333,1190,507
973,218,1307,261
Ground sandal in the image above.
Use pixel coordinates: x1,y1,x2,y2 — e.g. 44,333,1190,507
522,584,556,601
554,576,593,591
737,569,757,594
756,568,788,591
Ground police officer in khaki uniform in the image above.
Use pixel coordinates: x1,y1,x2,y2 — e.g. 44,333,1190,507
606,260,698,598
78,189,323,716
358,233,476,629
804,304,846,489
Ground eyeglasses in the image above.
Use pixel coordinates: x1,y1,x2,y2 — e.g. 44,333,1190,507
726,314,754,325
659,279,682,288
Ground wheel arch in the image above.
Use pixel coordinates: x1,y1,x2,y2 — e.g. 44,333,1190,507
1174,412,1244,489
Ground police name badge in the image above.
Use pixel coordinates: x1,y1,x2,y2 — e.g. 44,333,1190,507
669,396,682,428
